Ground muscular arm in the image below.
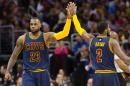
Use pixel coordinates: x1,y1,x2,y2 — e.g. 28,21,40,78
115,58,130,73
110,32,130,72
6,35,25,72
73,15,93,43
110,39,130,64
109,31,119,40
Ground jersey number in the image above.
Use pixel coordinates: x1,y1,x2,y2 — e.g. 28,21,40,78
96,48,102,63
30,51,40,62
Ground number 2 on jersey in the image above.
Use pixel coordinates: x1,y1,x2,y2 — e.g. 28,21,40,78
96,48,102,63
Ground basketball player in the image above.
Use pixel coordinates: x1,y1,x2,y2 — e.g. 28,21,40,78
4,6,73,86
110,31,130,86
67,2,130,86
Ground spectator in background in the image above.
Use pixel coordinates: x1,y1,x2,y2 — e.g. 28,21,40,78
42,21,50,32
123,35,130,56
72,45,91,86
16,77,22,86
55,69,72,86
72,35,89,54
54,41,68,56
107,0,117,16
53,12,66,33
50,41,69,79
16,63,22,78
0,65,7,84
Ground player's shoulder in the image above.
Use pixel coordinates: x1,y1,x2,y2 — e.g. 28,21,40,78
43,32,55,38
109,38,119,46
110,31,118,39
18,33,26,40
17,33,26,44
44,32,54,35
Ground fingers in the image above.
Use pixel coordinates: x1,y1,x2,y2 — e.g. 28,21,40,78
66,2,77,15
4,73,12,80
68,2,76,8
67,2,76,9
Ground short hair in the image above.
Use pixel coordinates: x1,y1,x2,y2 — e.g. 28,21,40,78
97,21,108,34
30,17,41,22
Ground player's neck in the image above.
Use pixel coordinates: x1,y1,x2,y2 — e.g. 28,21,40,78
29,31,41,39
31,31,41,36
98,33,107,37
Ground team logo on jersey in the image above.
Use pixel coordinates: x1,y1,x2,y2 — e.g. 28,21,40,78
95,42,105,47
24,42,44,51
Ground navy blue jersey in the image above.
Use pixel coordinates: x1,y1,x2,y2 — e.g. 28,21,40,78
90,36,116,71
22,32,49,70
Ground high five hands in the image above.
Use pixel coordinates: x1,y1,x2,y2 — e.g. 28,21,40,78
66,2,77,19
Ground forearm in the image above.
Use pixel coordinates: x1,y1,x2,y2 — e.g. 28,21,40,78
117,53,130,64
73,15,86,35
116,59,130,73
6,56,17,72
124,57,130,65
54,19,71,40
6,46,22,72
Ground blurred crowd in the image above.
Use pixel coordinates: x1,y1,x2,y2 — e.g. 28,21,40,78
1,0,130,86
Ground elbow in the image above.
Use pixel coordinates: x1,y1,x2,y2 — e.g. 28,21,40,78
63,32,69,38
65,33,69,37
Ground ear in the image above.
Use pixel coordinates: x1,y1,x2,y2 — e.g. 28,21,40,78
39,22,42,28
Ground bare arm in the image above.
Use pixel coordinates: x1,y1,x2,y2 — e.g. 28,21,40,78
109,31,119,41
115,59,130,73
110,32,130,72
110,39,130,64
6,35,24,72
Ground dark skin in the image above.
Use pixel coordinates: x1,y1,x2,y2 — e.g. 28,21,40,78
110,32,130,73
67,2,130,64
5,6,73,80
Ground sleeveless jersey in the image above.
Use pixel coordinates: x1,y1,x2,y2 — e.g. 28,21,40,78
90,36,116,71
22,32,49,70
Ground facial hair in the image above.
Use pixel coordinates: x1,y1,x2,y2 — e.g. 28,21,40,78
31,28,40,34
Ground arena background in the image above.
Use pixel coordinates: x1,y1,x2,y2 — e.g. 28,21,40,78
0,0,130,86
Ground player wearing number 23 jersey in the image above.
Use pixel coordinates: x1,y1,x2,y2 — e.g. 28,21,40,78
23,32,48,70
5,15,72,86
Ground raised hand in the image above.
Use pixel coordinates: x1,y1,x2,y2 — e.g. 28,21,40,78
66,2,77,18
66,5,72,19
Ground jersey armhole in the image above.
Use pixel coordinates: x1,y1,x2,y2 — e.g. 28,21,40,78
22,33,26,46
43,33,49,48
89,38,94,51
109,38,113,53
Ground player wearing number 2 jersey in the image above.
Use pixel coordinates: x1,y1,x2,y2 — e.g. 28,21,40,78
90,36,116,71
66,2,130,86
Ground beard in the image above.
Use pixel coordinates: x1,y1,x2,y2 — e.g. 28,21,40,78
31,29,40,34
